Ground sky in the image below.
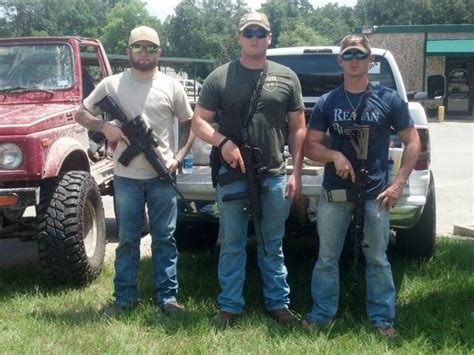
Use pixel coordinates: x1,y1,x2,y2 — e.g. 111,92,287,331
146,0,357,21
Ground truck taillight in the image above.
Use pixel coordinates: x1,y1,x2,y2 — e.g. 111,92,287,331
415,128,430,170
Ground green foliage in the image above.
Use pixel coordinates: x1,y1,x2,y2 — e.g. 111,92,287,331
0,0,108,37
260,0,315,48
356,0,474,26
162,0,248,79
309,4,359,44
100,0,158,54
277,22,331,47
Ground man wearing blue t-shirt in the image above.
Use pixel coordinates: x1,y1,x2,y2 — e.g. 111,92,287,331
303,34,421,338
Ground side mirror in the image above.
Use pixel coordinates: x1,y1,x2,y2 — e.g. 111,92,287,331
427,75,445,99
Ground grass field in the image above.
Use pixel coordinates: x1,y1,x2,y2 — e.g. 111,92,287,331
0,237,473,354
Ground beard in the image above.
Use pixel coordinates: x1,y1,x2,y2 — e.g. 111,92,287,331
130,56,158,72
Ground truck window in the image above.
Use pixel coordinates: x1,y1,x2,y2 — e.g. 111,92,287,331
0,44,73,90
267,54,397,97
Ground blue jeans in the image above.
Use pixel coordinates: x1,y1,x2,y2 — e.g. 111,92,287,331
305,190,396,328
113,175,178,307
216,171,291,314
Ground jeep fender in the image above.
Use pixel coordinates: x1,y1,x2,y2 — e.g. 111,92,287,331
43,137,90,178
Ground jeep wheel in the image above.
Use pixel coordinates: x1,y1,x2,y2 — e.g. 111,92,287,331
37,171,106,285
396,171,436,259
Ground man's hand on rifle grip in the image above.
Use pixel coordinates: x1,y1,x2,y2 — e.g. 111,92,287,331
101,121,130,145
333,151,355,183
220,138,246,173
166,158,180,175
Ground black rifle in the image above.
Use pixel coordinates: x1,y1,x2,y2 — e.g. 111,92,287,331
95,95,195,213
216,144,268,254
344,125,370,286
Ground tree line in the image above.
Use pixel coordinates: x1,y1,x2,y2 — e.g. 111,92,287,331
1,0,472,79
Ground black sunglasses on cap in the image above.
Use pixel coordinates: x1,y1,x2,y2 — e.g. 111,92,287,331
129,44,160,54
341,50,369,61
241,28,269,39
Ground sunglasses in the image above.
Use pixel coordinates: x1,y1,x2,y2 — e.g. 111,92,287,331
340,51,369,61
129,44,160,54
241,28,269,39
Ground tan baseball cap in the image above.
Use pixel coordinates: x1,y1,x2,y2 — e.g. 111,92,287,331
239,11,271,32
340,34,371,54
128,26,160,47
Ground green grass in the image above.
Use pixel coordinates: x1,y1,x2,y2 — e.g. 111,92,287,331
0,238,473,354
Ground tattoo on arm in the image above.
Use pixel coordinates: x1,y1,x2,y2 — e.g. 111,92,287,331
74,109,105,132
89,119,105,132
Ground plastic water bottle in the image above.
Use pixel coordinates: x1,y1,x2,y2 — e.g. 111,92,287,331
182,152,193,174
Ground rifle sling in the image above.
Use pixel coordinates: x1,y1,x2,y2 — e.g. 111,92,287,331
242,62,268,134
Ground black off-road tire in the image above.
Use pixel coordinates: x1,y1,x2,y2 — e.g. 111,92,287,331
37,171,106,286
396,171,436,259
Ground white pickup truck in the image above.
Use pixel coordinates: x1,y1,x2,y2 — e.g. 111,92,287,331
176,46,442,258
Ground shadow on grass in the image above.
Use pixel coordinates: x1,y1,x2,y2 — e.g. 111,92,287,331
0,263,78,299
31,302,206,334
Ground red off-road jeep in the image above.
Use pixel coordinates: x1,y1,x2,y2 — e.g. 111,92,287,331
0,36,115,285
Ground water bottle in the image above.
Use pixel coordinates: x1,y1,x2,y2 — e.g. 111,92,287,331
182,152,193,174
387,156,394,184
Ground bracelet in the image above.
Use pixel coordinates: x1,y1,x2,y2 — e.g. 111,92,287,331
218,137,230,150
175,157,182,168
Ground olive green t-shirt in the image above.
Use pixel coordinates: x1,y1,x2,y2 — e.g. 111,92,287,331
198,59,304,175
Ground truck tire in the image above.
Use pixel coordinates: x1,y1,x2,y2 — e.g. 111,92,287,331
396,171,436,259
37,171,106,285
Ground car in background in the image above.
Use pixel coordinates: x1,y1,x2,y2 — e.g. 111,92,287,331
178,79,202,97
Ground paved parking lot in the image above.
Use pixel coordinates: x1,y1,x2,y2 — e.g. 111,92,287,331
428,120,474,235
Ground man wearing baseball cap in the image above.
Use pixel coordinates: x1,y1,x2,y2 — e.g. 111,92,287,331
339,33,371,56
75,25,194,317
238,11,271,32
128,25,161,47
303,33,421,337
192,12,306,329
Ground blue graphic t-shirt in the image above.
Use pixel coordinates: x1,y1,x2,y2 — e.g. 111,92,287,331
307,84,413,198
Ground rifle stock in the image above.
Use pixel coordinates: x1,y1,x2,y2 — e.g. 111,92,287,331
95,95,195,213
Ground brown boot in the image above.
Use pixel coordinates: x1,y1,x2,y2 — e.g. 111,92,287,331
211,311,238,329
161,302,185,317
268,307,299,327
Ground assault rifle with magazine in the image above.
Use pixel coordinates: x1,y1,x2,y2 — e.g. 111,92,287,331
344,124,370,285
95,95,195,213
215,143,268,253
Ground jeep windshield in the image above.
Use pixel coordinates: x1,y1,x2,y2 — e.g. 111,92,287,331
0,44,74,92
267,54,397,97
